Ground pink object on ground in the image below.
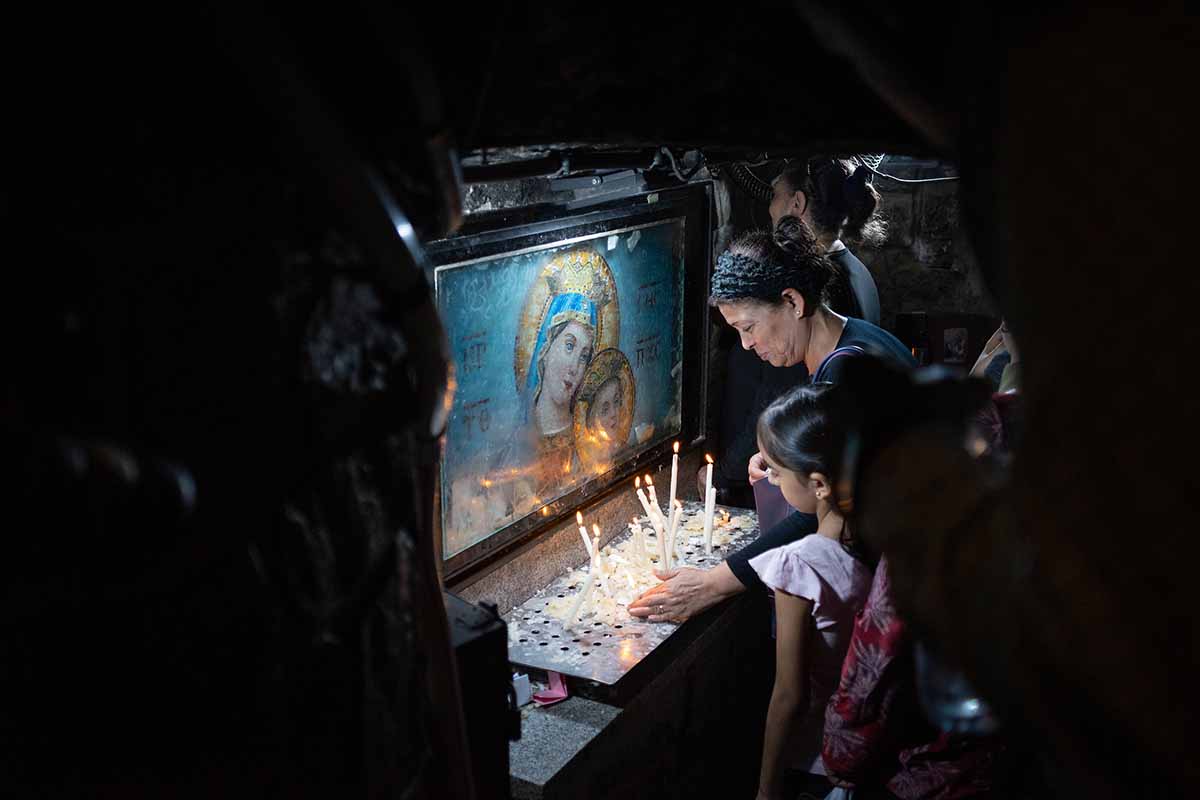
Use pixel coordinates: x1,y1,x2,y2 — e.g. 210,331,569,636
532,670,570,707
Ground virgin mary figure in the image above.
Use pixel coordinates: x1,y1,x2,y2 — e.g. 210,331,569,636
488,248,620,519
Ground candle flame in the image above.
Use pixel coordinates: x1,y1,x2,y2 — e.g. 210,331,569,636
592,523,601,537
705,453,714,464
645,474,653,486
480,478,493,488
576,511,584,524
542,507,550,516
563,459,571,474
673,441,680,453
635,476,641,488
598,429,611,442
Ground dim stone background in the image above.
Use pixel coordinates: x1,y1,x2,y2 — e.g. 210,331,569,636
462,156,996,334
710,156,995,331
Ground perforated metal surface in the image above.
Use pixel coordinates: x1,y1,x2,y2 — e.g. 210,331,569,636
504,503,759,685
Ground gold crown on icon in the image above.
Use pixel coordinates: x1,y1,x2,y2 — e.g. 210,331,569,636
544,250,614,308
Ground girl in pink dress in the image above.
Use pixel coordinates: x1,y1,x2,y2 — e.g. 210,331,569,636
750,384,873,800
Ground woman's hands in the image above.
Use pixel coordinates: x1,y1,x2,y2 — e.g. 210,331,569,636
628,561,745,623
748,451,769,484
699,453,768,490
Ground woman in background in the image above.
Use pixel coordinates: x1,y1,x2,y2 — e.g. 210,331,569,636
768,156,886,325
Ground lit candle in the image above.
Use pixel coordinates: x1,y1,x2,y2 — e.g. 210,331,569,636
668,441,679,514
703,486,717,554
635,476,665,538
644,474,668,533
644,474,659,509
592,523,611,596
576,511,594,561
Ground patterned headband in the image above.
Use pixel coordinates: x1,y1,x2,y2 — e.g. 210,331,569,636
711,251,783,298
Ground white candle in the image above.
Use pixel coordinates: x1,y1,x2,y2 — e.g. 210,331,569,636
653,504,669,537
704,453,714,500
704,486,717,554
644,475,669,533
654,511,667,568
668,441,679,515
591,524,611,596
661,504,673,571
564,572,594,625
645,474,660,510
576,511,593,560
668,499,683,569
635,477,665,538
631,519,649,569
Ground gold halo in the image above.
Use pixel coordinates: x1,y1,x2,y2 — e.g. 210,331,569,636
513,248,620,392
573,348,636,473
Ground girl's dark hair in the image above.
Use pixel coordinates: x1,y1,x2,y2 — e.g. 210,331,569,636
756,382,876,565
709,215,835,314
777,157,887,247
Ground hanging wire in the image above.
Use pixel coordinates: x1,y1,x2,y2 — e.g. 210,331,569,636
856,153,887,171
855,153,959,183
661,148,687,182
659,147,706,182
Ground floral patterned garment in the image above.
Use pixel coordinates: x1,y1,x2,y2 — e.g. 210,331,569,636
822,559,1001,799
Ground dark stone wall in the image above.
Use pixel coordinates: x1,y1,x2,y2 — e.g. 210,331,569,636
853,159,996,332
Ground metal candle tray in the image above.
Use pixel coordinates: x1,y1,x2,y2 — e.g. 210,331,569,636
504,502,759,685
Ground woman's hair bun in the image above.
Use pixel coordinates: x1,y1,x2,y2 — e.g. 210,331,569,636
841,164,886,246
772,214,819,256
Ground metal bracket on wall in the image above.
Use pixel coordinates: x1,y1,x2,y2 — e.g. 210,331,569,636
549,169,647,209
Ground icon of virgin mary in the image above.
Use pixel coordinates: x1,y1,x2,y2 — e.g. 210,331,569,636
486,248,620,518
